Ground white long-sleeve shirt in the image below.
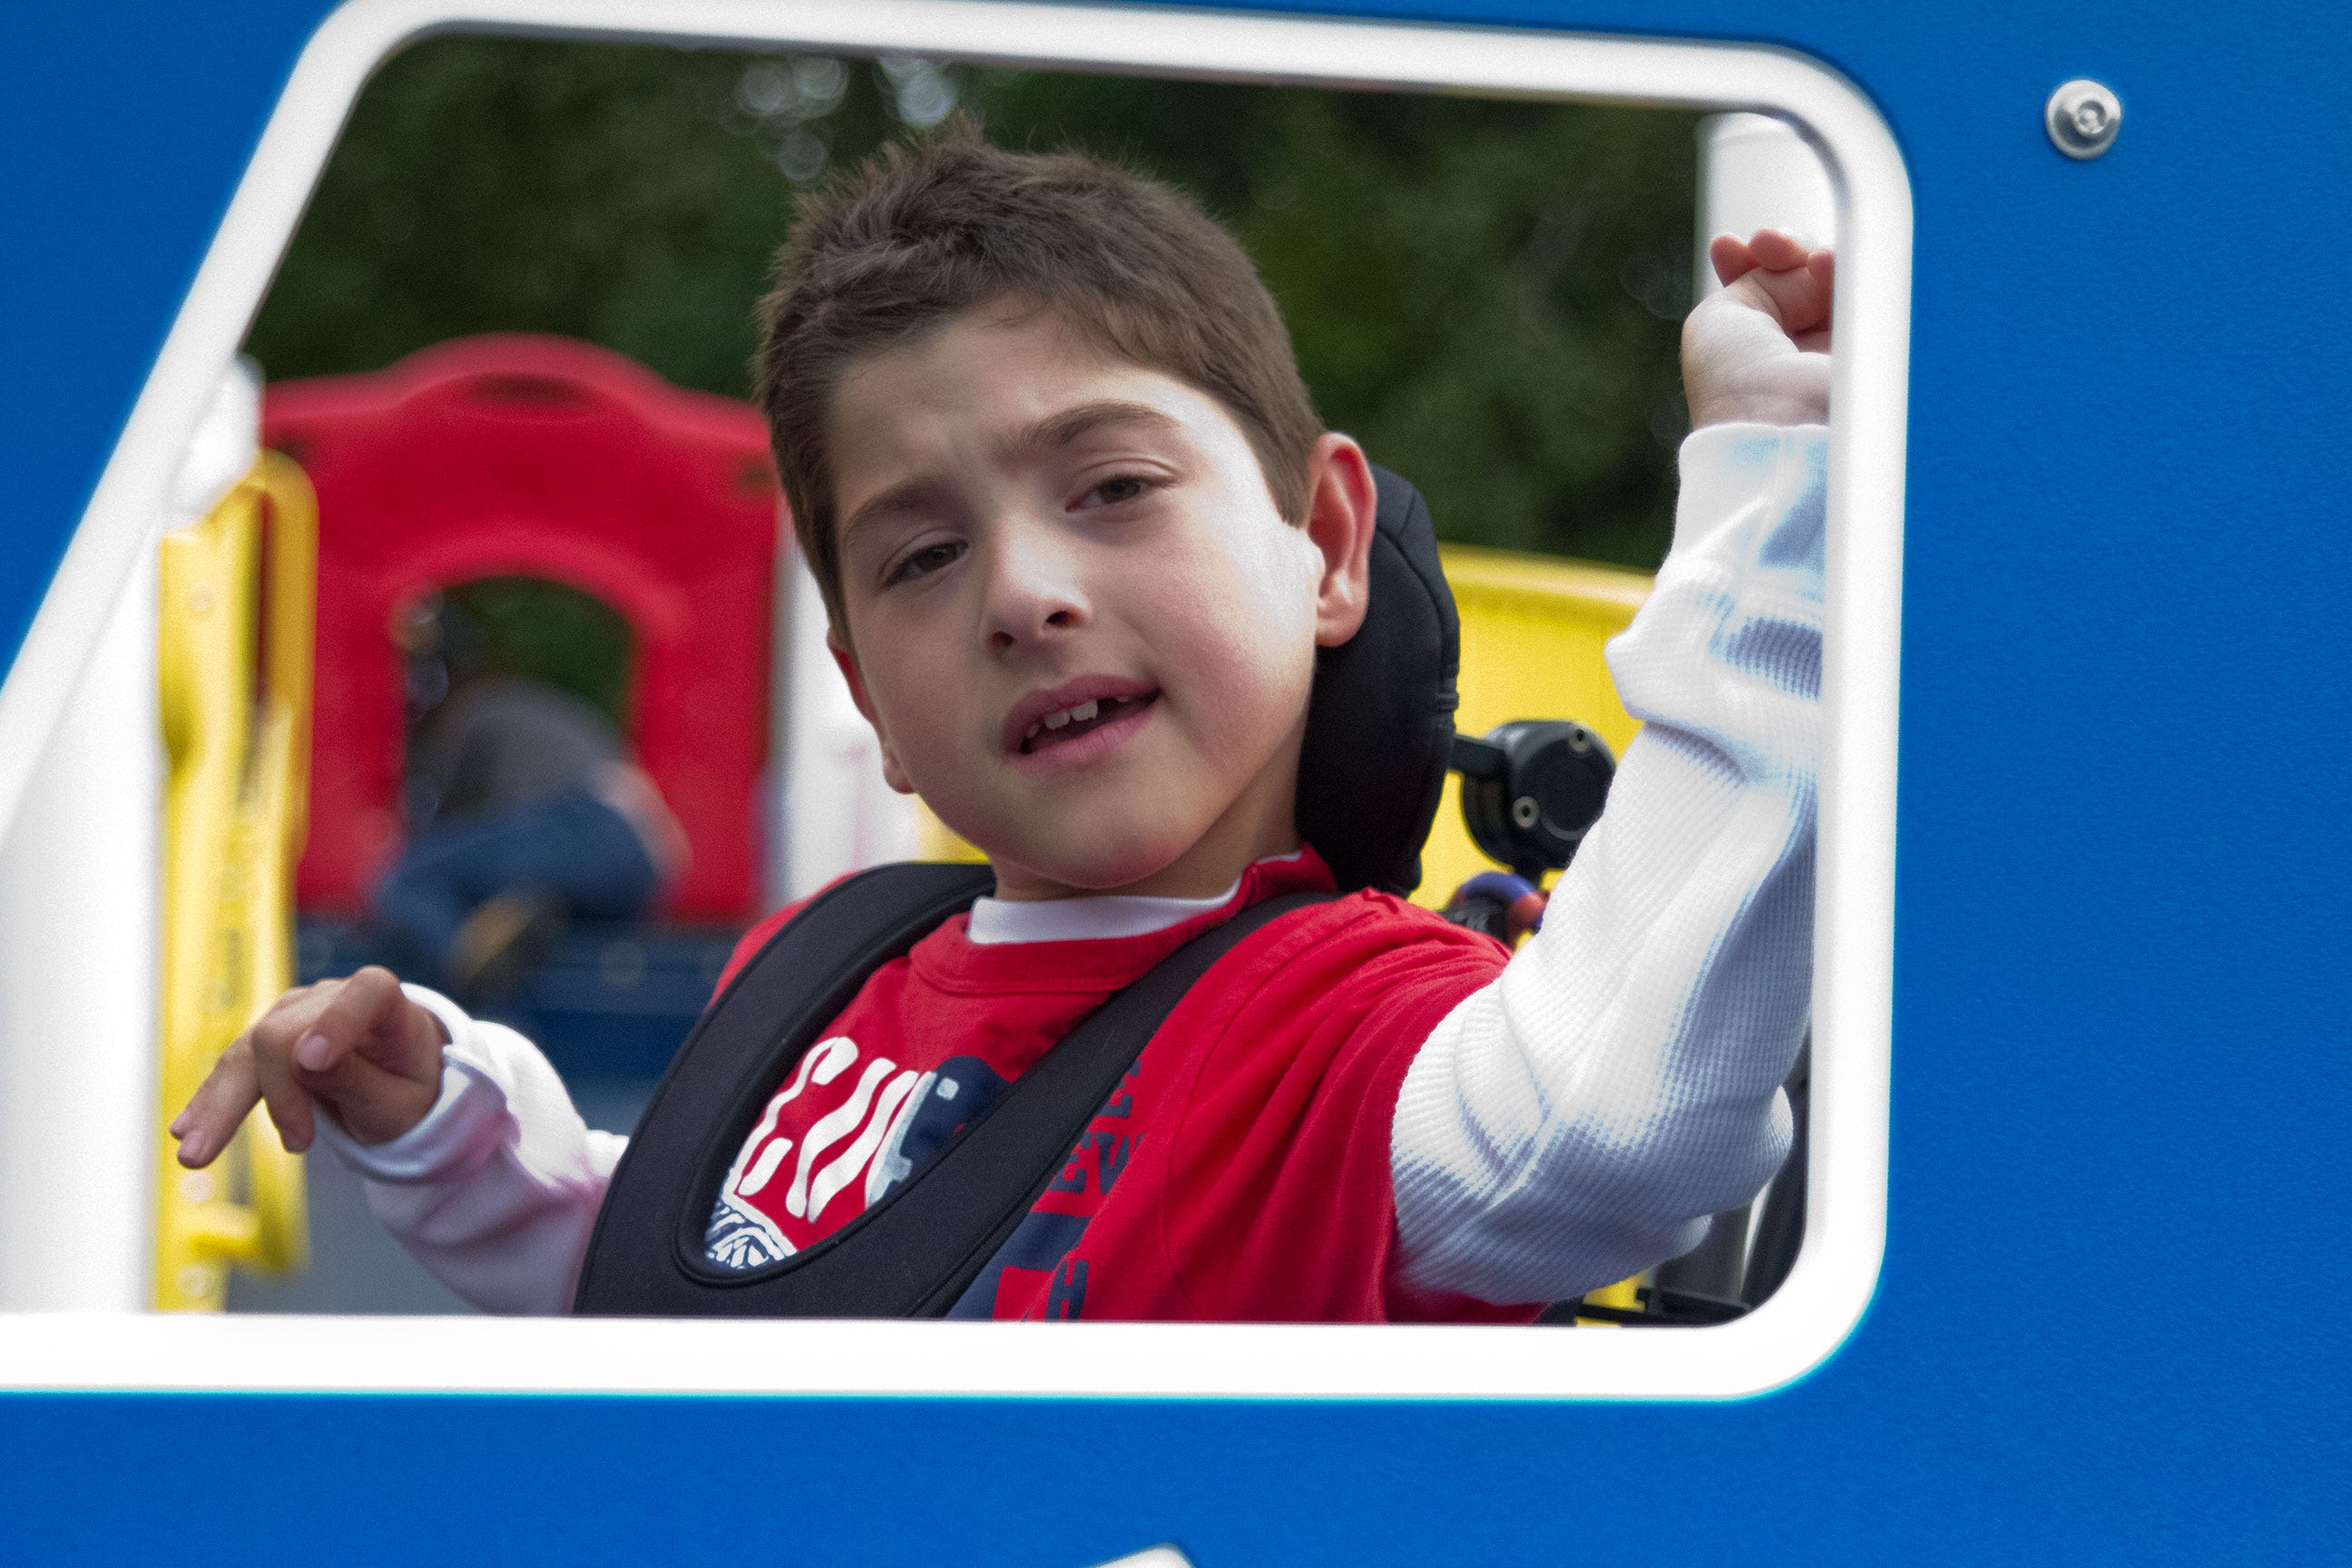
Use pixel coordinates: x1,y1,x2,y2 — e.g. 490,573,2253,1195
318,421,1826,1315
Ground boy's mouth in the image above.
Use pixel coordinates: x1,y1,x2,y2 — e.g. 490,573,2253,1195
1004,680,1161,757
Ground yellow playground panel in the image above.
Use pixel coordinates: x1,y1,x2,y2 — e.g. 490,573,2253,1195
920,544,1652,911
154,453,318,1310
1418,544,1650,909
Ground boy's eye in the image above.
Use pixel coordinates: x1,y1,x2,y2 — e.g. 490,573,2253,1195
887,540,965,585
1079,474,1154,508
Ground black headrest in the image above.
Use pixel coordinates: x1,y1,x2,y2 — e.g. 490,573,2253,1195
1296,465,1461,896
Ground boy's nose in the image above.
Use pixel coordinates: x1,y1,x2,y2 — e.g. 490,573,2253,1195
980,524,1090,653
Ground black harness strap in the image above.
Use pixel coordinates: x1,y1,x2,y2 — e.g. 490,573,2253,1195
573,863,1328,1318
573,862,992,1317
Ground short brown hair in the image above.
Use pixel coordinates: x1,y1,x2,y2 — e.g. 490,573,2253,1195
754,121,1322,631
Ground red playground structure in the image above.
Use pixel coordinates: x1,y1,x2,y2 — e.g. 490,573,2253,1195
266,334,781,923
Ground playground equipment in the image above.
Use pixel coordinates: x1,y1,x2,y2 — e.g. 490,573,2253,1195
0,363,270,1311
153,451,318,1309
263,333,779,922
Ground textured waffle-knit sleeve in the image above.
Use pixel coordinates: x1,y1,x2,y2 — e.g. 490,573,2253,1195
310,985,624,1314
1388,423,1825,1305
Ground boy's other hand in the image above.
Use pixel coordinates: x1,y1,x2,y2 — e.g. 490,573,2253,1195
1682,229,1834,429
170,967,448,1168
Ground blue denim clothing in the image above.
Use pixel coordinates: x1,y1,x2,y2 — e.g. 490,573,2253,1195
370,786,660,991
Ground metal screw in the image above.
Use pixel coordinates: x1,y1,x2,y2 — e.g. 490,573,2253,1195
2045,79,2122,160
1512,797,1541,829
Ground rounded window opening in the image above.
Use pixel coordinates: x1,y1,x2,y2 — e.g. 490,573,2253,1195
37,2,1906,1396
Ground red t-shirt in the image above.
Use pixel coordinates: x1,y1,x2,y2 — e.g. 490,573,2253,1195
696,849,1530,1322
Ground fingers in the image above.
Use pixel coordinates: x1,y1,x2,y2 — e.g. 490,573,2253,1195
1710,233,1756,288
260,967,414,1152
1745,228,1814,272
305,1049,446,1146
251,1028,319,1152
1731,265,1829,340
1795,250,1836,352
172,1037,264,1168
292,965,408,1075
294,968,448,1144
1711,229,1823,287
169,967,427,1165
1719,231,1834,341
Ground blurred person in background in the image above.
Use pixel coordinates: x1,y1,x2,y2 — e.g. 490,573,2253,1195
371,593,688,1003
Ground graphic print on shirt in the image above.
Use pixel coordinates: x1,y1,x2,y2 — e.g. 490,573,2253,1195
947,1058,1143,1319
703,1044,1010,1269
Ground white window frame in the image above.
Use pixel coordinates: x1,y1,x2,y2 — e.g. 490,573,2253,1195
0,0,1907,1399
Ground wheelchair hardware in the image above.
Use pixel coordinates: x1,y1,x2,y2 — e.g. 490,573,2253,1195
1440,720,1617,940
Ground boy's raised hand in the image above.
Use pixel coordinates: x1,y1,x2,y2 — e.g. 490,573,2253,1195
170,967,447,1168
1682,229,1834,429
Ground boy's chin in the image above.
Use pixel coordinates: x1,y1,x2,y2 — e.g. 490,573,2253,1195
985,830,1202,900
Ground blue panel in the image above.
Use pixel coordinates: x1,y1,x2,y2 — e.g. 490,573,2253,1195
4,1,2347,1562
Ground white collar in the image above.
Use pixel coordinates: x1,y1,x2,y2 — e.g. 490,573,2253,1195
965,850,1304,946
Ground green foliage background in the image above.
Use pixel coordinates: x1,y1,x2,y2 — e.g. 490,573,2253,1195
250,34,1700,572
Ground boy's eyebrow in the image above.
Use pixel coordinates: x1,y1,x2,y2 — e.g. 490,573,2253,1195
1009,399,1186,459
838,475,956,552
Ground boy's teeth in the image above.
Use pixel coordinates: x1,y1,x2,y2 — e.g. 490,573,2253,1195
1040,698,1103,733
1021,693,1139,752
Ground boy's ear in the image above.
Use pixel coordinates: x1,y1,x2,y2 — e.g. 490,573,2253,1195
1303,433,1379,649
826,629,917,795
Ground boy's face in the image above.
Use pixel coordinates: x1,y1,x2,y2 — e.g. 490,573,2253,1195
824,306,1370,901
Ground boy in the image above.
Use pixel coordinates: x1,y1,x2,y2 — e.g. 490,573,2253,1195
173,129,1831,1321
